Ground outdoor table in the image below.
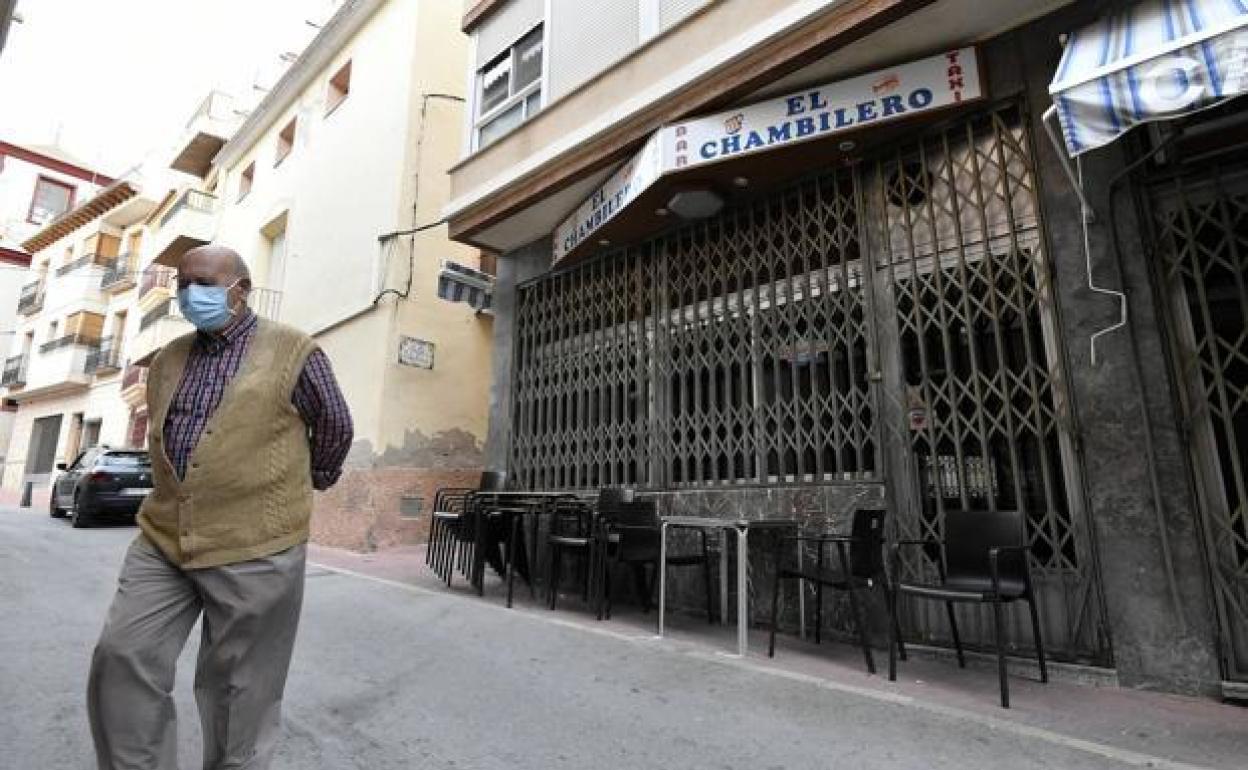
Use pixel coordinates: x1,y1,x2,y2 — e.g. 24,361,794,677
470,491,587,607
658,516,800,656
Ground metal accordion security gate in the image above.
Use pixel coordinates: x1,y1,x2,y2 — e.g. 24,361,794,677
510,102,1108,663
1144,149,1248,683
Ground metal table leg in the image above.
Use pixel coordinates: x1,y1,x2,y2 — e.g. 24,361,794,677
473,506,487,596
505,512,519,608
658,520,669,636
736,526,749,656
796,538,807,640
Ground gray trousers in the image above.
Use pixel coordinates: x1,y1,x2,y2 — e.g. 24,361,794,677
88,536,306,770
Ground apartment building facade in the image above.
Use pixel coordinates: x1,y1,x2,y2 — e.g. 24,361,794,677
0,148,284,509
0,141,114,485
2,0,492,554
1,180,158,496
0,141,114,360
206,0,491,551
446,0,1248,697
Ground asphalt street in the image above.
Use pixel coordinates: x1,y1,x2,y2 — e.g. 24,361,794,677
1,505,1241,770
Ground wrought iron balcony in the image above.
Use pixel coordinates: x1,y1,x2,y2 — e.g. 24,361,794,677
39,334,100,355
139,298,174,331
122,363,148,391
17,281,45,315
101,254,138,293
84,336,123,374
55,253,100,277
249,287,282,321
139,265,176,301
159,189,217,229
2,355,28,387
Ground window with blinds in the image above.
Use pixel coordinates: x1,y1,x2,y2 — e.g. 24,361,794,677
475,24,544,149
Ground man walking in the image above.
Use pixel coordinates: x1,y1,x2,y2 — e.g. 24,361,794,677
87,245,353,769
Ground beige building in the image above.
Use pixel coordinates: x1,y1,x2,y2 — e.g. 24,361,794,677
0,179,159,503
3,0,492,548
205,0,490,550
0,141,114,480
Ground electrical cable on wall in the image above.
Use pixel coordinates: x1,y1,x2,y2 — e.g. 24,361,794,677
369,93,463,306
371,218,447,305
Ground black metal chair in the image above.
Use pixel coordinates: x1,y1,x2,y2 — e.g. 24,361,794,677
767,507,897,674
427,486,474,584
427,471,507,586
594,498,714,623
544,498,598,610
887,509,1048,708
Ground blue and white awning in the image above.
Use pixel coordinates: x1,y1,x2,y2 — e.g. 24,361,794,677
1049,0,1248,156
437,260,494,312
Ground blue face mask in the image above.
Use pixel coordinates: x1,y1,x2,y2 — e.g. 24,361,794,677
178,281,239,332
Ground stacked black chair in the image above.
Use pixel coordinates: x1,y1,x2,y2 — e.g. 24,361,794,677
594,495,714,623
427,470,507,586
888,509,1048,708
767,507,897,673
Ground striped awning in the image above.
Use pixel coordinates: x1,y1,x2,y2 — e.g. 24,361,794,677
436,260,494,312
1049,0,1248,156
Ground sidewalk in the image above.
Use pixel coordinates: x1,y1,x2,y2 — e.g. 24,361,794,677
308,543,1247,770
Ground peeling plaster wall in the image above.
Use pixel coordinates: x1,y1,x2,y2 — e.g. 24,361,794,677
292,0,486,551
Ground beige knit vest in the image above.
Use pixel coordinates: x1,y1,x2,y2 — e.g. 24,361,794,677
137,319,318,569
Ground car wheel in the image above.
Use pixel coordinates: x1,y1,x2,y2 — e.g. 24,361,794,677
70,493,92,529
49,493,66,519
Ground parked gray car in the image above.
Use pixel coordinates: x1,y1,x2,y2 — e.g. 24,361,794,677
49,447,153,528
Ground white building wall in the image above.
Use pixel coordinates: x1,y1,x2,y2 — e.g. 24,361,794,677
1,209,154,493
213,0,429,452
215,0,420,336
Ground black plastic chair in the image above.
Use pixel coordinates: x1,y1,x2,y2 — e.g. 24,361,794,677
594,498,714,623
427,471,507,586
887,509,1048,708
767,507,896,673
544,498,598,610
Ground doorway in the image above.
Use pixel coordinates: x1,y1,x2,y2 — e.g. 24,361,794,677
1145,151,1248,682
24,414,64,479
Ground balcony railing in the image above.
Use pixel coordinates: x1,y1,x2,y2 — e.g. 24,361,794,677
55,253,100,277
159,189,217,229
18,281,45,315
2,355,28,387
39,334,101,355
101,254,138,292
139,265,177,301
84,336,123,374
249,287,282,321
122,363,148,391
140,298,175,331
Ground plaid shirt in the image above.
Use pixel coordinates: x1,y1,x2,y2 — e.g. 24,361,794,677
163,309,353,491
